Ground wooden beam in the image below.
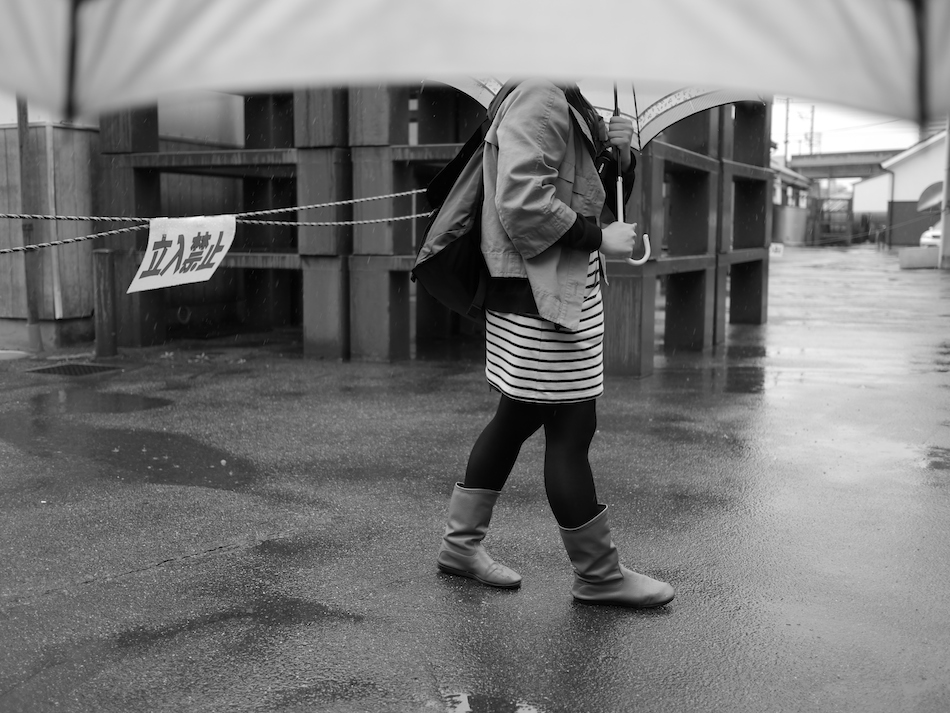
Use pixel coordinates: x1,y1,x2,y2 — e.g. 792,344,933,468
651,141,720,174
113,149,299,170
390,143,463,163
722,159,772,182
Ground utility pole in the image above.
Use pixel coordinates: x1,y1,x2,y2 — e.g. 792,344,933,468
16,96,44,353
784,97,790,163
809,105,815,154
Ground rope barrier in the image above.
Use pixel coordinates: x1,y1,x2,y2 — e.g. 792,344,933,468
234,188,427,218
0,213,148,223
0,225,149,254
0,188,428,226
0,185,943,256
239,212,431,228
0,212,435,256
0,188,433,255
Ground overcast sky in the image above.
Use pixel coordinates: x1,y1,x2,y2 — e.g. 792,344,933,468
772,96,922,158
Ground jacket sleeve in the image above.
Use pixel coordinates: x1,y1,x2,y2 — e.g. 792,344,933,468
491,80,578,260
558,214,602,252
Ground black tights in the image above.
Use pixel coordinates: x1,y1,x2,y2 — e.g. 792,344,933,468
463,395,600,528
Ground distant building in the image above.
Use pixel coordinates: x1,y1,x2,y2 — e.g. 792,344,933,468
771,157,811,245
851,130,946,247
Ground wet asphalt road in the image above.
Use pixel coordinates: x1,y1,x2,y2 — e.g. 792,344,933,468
1,244,950,713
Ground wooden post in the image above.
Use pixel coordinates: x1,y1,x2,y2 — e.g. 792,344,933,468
603,260,657,377
301,256,350,360
715,103,772,341
348,85,414,361
98,106,164,347
16,97,44,353
93,249,117,357
348,255,412,361
295,88,353,360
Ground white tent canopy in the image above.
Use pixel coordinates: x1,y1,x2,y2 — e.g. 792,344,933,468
0,0,947,123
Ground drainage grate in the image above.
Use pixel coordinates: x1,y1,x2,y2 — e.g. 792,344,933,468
27,363,121,377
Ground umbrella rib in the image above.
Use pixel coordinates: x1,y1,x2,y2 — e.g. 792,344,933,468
631,83,642,153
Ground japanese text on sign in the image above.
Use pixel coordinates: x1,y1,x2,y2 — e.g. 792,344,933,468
127,216,236,294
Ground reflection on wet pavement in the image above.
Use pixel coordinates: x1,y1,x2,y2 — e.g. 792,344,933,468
723,365,766,393
30,388,172,415
0,350,29,361
114,594,363,649
444,691,545,713
0,390,257,491
919,447,950,487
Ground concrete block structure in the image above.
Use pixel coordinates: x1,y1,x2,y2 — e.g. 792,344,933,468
14,84,773,374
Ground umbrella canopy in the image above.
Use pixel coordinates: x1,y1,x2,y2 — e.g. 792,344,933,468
446,77,766,150
0,0,947,124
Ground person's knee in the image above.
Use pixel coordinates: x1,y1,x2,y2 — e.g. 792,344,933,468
546,403,597,449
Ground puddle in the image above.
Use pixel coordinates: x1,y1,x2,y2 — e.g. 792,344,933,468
0,385,257,491
114,595,362,650
921,446,950,471
725,344,768,360
724,366,766,394
30,389,172,415
0,414,258,491
444,692,545,712
4,594,365,707
0,350,30,361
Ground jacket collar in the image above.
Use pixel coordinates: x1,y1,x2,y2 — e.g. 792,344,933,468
568,105,597,159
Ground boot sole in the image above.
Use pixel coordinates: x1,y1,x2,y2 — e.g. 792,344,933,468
437,563,522,589
573,593,675,609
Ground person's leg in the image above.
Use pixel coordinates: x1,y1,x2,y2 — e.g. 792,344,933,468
545,400,675,608
438,395,549,588
463,395,550,491
542,400,600,528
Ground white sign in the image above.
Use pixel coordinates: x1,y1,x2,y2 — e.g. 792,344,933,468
769,242,785,258
127,216,236,294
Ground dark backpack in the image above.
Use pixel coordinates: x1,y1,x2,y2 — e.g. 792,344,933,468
410,82,517,322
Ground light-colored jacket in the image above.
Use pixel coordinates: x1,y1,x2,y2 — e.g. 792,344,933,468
481,79,607,330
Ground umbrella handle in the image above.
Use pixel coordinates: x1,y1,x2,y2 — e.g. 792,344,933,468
627,233,651,266
613,82,650,266
616,175,625,222
617,173,650,265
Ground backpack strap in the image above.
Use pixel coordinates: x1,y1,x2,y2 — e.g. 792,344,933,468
426,81,520,209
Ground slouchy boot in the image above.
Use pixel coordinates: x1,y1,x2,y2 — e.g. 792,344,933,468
437,483,522,589
559,505,674,608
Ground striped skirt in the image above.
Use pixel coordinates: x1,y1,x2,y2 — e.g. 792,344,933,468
485,253,604,403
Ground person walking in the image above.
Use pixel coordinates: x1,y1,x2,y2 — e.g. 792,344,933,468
436,79,674,608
